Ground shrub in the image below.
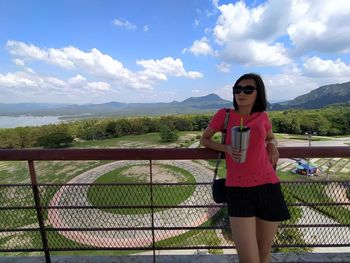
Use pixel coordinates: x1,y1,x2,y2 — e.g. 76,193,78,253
37,132,73,148
159,125,178,142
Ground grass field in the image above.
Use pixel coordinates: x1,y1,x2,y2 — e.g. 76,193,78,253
275,133,333,141
73,131,202,148
87,164,196,215
0,131,349,255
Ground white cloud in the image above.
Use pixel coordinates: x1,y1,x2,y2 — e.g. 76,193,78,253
303,57,350,78
264,70,350,103
5,41,202,97
193,19,199,28
264,72,317,102
68,74,86,85
212,0,219,9
204,28,211,34
216,83,234,102
212,0,350,56
216,62,350,103
287,0,350,53
0,71,38,88
216,62,231,73
13,58,25,66
208,0,350,67
220,40,291,67
182,37,214,56
87,82,111,91
113,18,137,30
47,47,75,68
214,0,292,43
136,57,203,79
143,25,149,32
210,0,292,66
7,40,46,60
7,40,75,69
192,89,200,94
25,67,35,74
0,70,112,97
45,76,66,88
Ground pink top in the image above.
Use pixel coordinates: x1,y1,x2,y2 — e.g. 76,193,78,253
208,108,280,187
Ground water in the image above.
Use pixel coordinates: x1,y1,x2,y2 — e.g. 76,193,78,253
0,116,62,128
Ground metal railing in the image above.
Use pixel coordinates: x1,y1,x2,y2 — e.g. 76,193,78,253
0,147,349,263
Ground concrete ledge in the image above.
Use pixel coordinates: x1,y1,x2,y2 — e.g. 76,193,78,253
1,253,350,263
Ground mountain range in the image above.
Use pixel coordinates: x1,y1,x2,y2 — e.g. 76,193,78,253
272,81,350,110
1,81,349,117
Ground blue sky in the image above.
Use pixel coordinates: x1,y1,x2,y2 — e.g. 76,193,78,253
0,0,350,104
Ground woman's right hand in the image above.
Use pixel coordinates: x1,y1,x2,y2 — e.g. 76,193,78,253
225,144,241,162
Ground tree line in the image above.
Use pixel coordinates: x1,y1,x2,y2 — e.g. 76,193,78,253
0,106,349,148
269,106,350,136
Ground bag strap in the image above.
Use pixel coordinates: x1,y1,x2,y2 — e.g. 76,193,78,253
213,108,230,183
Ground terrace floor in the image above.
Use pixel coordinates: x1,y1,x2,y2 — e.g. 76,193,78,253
1,252,350,263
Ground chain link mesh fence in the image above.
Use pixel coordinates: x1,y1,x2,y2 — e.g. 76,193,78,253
1,181,349,252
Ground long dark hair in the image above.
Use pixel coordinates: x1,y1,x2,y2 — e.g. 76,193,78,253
233,73,267,113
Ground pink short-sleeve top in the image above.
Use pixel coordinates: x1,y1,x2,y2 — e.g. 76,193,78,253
208,108,280,187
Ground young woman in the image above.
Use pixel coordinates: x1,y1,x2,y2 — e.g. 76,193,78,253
200,73,290,263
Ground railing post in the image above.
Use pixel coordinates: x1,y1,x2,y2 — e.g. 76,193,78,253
149,160,156,263
28,161,51,263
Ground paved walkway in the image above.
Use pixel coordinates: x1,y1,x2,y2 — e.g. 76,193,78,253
278,137,350,147
48,160,219,248
46,137,349,250
296,206,350,252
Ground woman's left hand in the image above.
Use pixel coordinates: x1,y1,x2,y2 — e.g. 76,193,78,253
267,143,279,168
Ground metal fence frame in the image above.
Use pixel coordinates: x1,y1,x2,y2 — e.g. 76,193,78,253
0,147,349,263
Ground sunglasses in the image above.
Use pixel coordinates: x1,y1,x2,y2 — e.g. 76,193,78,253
233,85,257,95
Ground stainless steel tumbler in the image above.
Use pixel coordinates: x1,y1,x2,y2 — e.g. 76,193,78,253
231,126,250,163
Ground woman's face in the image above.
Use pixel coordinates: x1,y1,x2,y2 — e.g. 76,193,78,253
234,78,257,108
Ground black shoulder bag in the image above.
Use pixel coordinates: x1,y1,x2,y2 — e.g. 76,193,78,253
212,108,230,204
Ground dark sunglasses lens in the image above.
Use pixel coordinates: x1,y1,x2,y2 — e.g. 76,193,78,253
233,87,242,94
243,86,255,94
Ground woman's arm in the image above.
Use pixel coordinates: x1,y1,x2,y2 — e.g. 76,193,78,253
266,129,279,167
200,127,240,160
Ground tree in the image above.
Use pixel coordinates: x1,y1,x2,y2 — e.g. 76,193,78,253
105,121,117,137
159,125,178,142
174,117,193,131
192,115,211,131
37,132,74,148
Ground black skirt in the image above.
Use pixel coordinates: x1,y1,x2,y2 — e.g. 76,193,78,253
226,183,291,222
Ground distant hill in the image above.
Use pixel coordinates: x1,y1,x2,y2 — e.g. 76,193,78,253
179,93,232,109
0,94,232,117
2,81,349,117
271,81,350,110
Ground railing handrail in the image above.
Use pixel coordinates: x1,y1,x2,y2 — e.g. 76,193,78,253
0,146,349,263
0,146,349,160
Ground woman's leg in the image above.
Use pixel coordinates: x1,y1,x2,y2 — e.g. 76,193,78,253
256,217,279,263
230,217,259,263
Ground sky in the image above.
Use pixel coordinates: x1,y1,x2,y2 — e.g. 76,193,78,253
0,0,350,105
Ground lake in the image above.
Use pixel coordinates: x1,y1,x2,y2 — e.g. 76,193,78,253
0,116,63,128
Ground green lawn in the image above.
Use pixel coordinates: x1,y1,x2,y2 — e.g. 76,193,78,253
274,133,334,141
87,164,196,215
284,182,350,225
0,131,349,255
73,131,202,148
